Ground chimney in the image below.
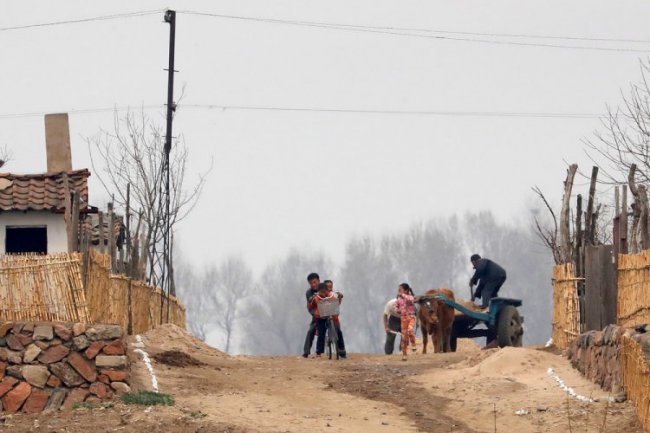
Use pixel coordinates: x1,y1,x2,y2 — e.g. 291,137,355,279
44,113,72,172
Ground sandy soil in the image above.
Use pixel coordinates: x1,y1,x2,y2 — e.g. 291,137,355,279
1,325,643,433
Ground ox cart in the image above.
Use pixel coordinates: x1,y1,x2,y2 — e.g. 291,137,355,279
431,295,524,351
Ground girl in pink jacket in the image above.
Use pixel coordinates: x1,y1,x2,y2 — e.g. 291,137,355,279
395,283,417,360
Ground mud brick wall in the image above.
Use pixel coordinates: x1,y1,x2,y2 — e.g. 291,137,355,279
0,321,130,414
566,324,639,396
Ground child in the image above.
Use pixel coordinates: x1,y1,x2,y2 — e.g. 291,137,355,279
395,283,417,361
324,280,346,358
309,282,346,358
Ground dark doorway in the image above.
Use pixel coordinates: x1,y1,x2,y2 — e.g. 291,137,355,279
6,226,47,254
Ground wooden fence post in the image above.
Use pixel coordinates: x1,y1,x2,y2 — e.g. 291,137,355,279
108,202,115,272
621,185,629,254
98,211,105,255
70,191,80,252
127,278,133,335
560,164,578,263
584,166,599,246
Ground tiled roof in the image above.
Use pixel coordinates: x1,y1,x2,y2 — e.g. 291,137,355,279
0,169,90,212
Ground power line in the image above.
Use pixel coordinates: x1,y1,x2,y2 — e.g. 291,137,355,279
0,105,162,120
178,10,650,53
347,25,650,45
179,103,609,119
0,103,608,120
0,9,163,32
2,8,647,53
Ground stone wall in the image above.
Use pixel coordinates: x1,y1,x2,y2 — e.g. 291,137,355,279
566,324,643,397
0,321,130,414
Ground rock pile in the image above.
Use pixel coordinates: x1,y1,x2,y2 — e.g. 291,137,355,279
0,321,130,413
565,324,644,396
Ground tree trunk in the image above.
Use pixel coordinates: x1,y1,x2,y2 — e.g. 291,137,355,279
639,185,650,250
575,194,583,277
584,166,599,246
629,164,643,253
621,185,629,254
560,164,578,263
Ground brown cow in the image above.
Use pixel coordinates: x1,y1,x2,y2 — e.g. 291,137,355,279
417,288,455,354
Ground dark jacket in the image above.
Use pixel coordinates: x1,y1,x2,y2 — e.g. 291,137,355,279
305,288,318,315
470,258,506,288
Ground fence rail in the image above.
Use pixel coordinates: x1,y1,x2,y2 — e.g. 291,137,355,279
0,251,185,333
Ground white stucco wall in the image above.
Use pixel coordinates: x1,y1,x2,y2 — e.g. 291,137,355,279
0,211,68,253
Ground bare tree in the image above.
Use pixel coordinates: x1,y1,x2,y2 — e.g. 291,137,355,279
87,110,211,293
584,60,650,186
531,186,562,265
204,257,254,353
0,145,12,169
239,250,332,355
174,255,215,341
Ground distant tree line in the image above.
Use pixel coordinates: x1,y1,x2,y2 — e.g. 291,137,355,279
176,211,553,355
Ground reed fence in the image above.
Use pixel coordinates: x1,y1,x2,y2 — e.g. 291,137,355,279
0,253,90,323
622,336,650,431
618,251,650,328
552,263,581,350
0,251,185,333
84,250,185,332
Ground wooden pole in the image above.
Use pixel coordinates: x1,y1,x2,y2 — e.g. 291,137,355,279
98,211,105,255
126,183,131,276
575,194,583,277
62,173,72,252
628,164,641,253
127,278,133,335
70,190,80,252
560,164,578,263
585,166,599,246
638,185,650,250
614,186,620,260
108,202,115,272
621,185,629,254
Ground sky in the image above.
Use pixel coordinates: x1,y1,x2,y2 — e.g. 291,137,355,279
2,1,650,273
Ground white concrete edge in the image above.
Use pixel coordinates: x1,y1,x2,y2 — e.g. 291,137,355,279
133,335,159,393
547,367,593,403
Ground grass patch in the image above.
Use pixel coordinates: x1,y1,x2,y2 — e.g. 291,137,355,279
190,411,208,419
122,391,175,406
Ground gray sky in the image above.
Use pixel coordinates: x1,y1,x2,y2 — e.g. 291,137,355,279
2,1,649,272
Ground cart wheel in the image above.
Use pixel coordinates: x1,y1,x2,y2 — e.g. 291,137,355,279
497,305,523,347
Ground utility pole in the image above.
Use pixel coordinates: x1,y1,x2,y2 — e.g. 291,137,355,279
161,9,176,324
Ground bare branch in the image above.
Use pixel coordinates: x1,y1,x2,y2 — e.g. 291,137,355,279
87,109,212,291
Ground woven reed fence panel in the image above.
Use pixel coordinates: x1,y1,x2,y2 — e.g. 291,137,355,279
0,253,90,322
552,263,581,350
85,250,114,325
618,251,650,328
85,250,185,332
0,250,185,332
622,336,650,430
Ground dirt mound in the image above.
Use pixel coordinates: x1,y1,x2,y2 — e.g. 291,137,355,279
138,324,226,358
153,350,206,367
455,338,481,353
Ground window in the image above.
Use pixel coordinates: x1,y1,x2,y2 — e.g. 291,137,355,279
6,226,47,254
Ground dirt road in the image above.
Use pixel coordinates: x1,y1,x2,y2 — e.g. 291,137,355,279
2,325,644,433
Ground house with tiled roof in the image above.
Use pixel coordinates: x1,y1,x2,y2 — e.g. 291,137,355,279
0,114,93,254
